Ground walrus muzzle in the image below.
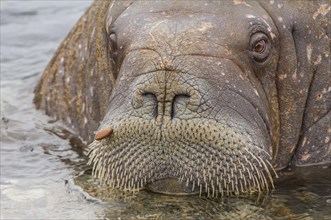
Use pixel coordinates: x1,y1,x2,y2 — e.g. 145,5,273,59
88,118,276,197
87,70,277,197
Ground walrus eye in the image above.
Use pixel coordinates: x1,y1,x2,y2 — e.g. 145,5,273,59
250,32,271,63
254,40,266,53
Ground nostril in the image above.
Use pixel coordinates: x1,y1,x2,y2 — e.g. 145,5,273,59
173,94,191,102
171,94,191,119
142,92,158,118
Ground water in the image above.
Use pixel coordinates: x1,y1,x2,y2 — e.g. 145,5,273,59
1,1,101,219
1,1,330,219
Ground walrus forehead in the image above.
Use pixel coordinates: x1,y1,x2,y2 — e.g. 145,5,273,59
110,0,277,53
111,0,273,22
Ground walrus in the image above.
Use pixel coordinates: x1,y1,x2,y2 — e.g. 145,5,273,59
34,0,330,197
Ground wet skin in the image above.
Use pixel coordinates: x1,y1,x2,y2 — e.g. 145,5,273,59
34,0,331,196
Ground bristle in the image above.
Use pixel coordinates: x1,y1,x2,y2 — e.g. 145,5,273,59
87,118,276,197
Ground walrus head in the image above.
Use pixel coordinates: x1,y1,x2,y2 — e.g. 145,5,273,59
34,0,330,197
87,0,279,197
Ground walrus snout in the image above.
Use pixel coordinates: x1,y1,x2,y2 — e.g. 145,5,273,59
87,54,276,197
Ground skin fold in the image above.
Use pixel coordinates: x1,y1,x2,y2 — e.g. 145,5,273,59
34,0,330,196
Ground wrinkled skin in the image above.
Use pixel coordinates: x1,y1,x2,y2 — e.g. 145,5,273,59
34,0,331,197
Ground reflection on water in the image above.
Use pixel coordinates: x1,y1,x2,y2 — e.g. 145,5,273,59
1,1,100,219
72,166,331,219
1,1,330,219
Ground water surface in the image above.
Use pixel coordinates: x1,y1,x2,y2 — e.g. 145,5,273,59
1,1,330,219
